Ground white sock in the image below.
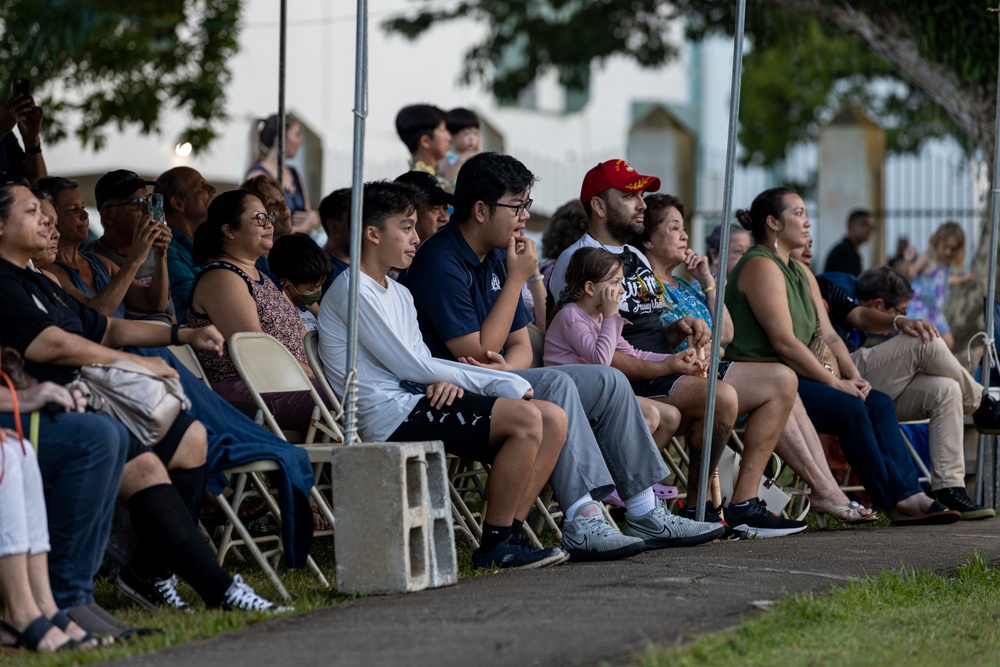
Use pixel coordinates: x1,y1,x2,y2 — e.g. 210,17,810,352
624,488,656,516
564,494,593,521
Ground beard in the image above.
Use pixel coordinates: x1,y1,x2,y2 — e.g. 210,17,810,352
605,202,644,245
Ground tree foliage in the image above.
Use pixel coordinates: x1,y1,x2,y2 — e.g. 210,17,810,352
0,0,242,153
385,0,999,166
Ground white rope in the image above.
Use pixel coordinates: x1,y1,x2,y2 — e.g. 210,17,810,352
967,331,999,377
342,368,362,445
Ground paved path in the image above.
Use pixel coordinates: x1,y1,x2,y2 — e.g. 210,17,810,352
104,521,1000,666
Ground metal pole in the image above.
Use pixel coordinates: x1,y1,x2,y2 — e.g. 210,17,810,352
696,0,747,522
276,0,287,181
976,4,1000,505
343,0,368,445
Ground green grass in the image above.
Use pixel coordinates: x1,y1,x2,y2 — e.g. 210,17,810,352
632,551,1000,667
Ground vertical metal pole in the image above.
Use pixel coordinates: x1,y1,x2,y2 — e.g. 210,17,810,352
343,0,368,445
976,5,1000,505
696,0,747,522
277,0,287,180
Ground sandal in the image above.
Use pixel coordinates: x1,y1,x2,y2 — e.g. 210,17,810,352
66,603,162,641
603,484,679,509
814,501,879,529
49,610,103,648
0,616,76,652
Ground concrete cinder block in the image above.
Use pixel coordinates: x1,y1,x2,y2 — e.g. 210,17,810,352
331,441,456,595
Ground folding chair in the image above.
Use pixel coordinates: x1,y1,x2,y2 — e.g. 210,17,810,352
898,419,933,486
221,332,342,590
302,330,344,424
167,343,213,388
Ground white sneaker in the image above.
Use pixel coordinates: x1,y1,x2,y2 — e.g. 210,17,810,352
561,501,645,561
221,574,294,613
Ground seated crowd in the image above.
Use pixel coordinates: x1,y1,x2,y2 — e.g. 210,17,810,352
2,95,1000,656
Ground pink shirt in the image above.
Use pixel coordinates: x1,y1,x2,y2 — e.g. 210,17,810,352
544,302,670,367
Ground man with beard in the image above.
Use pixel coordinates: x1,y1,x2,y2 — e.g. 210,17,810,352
549,160,805,537
405,153,725,559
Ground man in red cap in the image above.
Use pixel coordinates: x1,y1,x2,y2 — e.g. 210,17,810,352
549,160,807,539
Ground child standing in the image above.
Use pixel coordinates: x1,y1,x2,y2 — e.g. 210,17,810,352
901,221,974,350
544,247,699,458
438,107,482,187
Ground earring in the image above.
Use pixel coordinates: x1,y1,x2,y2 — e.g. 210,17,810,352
773,235,779,252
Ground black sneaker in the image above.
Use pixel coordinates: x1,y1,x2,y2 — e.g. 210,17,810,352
115,567,189,610
221,574,294,613
472,534,568,570
933,486,997,520
973,395,1000,434
724,498,808,538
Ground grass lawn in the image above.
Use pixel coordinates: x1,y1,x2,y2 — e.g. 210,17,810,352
633,551,1000,667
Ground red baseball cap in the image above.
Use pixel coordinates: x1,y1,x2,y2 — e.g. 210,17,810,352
580,159,661,204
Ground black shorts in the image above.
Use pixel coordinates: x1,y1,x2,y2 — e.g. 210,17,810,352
122,411,198,464
632,360,733,399
389,393,501,463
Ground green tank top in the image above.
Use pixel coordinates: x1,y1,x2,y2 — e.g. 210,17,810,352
724,244,816,360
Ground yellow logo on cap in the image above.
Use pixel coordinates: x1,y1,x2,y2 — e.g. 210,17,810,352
613,160,635,173
624,176,652,191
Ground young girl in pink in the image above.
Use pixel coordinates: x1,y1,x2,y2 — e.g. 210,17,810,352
545,247,702,503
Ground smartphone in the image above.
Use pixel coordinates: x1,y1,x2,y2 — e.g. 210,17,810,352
12,77,29,98
150,193,164,224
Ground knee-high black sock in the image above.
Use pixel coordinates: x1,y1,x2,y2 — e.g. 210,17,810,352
128,484,232,606
169,465,207,520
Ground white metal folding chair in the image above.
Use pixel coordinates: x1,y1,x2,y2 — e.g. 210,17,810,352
223,332,342,590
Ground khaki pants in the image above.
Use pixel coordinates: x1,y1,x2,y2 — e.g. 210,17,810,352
851,335,982,490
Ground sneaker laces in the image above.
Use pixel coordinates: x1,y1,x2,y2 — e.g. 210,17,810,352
152,575,187,609
225,574,278,612
578,510,620,537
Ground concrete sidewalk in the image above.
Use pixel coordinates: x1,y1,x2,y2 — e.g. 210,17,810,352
105,521,1000,667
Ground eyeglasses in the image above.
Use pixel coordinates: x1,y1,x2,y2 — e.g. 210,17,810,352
247,211,276,228
104,195,150,211
888,303,908,316
488,198,533,216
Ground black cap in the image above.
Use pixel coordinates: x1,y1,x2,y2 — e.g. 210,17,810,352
95,169,159,209
394,171,453,207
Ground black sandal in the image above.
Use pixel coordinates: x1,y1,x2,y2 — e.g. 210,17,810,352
49,609,103,648
0,616,76,652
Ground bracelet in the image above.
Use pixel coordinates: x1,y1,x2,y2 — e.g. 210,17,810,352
24,144,41,155
892,314,902,333
702,284,717,293
527,274,544,284
170,324,183,346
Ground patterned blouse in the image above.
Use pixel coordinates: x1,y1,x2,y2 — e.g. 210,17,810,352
907,263,951,335
188,260,307,382
659,276,714,351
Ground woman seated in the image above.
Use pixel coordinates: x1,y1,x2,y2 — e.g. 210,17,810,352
240,174,294,241
636,194,876,524
189,190,324,431
0,182,284,622
34,176,164,319
724,187,958,525
0,349,92,653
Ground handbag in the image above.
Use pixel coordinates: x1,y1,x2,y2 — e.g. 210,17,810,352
807,319,841,379
70,360,191,446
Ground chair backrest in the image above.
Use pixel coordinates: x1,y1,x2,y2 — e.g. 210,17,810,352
168,344,213,388
228,332,343,443
303,329,343,421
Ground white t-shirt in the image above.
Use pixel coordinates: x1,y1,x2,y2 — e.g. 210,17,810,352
317,271,532,442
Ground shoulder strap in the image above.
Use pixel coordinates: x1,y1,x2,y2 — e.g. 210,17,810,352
193,260,255,297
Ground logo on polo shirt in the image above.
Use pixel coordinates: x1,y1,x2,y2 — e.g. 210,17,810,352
490,273,501,292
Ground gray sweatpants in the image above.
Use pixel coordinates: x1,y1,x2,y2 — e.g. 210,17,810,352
513,364,669,504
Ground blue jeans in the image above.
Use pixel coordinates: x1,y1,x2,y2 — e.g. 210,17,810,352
796,377,922,509
0,410,129,608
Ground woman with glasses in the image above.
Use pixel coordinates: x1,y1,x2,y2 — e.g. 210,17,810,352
190,190,324,430
725,187,959,526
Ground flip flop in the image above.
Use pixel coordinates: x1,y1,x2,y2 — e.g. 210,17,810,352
0,616,76,652
889,501,961,526
814,501,878,527
66,603,162,641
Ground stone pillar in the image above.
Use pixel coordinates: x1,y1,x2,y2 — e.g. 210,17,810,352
817,106,885,271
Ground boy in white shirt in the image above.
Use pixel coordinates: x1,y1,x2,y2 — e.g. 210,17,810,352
317,180,568,569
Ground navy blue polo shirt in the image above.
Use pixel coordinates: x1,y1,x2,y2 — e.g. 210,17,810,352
403,220,531,360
